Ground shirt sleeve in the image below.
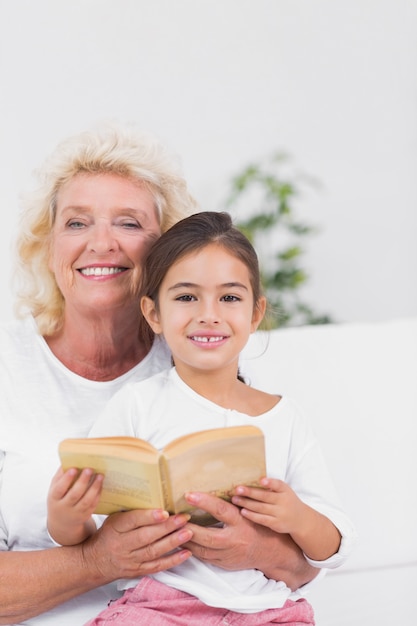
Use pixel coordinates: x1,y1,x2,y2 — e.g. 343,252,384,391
277,400,358,569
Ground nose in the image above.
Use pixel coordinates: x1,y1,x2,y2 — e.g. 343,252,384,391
87,222,119,254
197,299,221,324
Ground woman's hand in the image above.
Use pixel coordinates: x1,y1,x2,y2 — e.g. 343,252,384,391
183,491,319,590
0,509,193,624
83,508,193,581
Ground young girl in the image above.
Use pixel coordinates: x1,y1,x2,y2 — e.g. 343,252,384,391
47,211,356,625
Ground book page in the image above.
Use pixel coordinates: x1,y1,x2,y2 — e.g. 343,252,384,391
59,439,165,514
163,426,266,523
162,424,263,455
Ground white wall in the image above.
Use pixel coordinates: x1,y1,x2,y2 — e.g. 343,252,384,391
1,0,416,324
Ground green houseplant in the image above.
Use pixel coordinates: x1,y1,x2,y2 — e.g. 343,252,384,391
225,153,332,328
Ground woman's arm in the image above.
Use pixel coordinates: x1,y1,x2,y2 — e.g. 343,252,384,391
183,492,319,590
0,509,192,624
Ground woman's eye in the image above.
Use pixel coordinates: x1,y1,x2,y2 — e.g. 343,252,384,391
67,220,86,229
121,220,142,230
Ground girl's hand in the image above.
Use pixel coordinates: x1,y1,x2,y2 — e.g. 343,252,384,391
47,466,104,545
231,477,305,534
232,478,342,562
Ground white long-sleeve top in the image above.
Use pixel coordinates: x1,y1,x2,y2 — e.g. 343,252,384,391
90,367,357,613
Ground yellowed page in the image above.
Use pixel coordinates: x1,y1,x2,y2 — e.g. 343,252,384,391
59,439,165,514
163,426,266,524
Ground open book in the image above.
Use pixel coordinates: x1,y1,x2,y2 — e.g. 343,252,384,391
59,425,266,525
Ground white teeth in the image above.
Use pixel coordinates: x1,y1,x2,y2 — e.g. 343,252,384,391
80,267,125,276
191,336,225,343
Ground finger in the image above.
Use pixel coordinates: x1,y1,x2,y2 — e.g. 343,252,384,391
108,509,190,535
62,468,98,505
133,525,193,563
232,488,278,505
232,478,286,497
231,495,278,513
259,477,287,492
75,474,104,509
50,467,80,499
137,546,192,575
184,520,228,551
239,508,278,530
184,492,241,526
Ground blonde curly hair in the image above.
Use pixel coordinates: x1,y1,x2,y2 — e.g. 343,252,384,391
13,123,198,336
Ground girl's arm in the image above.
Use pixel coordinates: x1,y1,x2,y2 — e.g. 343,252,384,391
232,477,341,561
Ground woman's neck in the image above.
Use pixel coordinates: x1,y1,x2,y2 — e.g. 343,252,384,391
44,310,149,381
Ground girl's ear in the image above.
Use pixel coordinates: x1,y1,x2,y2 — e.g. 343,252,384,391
141,296,163,334
251,296,267,333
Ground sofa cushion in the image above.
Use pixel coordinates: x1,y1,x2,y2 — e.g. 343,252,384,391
243,317,417,572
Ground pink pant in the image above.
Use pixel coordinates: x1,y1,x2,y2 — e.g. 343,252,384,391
84,576,315,625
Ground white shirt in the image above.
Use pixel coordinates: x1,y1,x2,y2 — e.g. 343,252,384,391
0,316,171,626
90,367,357,613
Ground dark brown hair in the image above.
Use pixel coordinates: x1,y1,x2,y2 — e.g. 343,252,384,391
140,211,263,311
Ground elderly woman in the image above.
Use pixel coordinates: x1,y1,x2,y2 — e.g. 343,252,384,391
0,124,317,625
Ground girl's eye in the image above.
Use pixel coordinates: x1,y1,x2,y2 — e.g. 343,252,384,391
221,295,240,302
176,294,196,302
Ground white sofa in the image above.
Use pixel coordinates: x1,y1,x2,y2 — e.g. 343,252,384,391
242,317,417,625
